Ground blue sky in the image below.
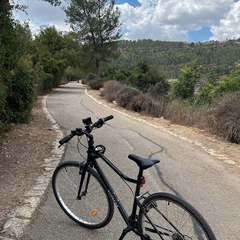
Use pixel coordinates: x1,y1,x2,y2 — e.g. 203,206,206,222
13,0,240,42
188,26,213,42
116,0,141,7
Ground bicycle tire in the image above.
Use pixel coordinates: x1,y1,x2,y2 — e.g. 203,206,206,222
138,192,216,240
52,161,114,229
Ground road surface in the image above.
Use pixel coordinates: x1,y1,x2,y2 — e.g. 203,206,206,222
21,82,240,240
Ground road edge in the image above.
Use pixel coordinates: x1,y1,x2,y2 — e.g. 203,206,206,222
0,95,65,240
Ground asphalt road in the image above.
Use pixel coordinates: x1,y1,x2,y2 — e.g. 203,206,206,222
21,82,240,239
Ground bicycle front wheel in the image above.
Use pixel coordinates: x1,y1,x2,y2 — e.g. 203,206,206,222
52,161,114,229
138,192,216,240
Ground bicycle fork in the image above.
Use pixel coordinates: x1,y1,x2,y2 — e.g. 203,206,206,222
77,163,90,199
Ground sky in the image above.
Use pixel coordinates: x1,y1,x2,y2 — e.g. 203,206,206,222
13,0,240,42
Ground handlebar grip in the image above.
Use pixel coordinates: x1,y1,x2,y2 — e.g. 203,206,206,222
103,115,114,122
59,133,73,145
91,115,114,130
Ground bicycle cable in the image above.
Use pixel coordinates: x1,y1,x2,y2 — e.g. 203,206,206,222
77,135,88,161
122,178,134,196
77,133,135,196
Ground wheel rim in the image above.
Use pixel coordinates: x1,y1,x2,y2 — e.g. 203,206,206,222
54,164,111,226
141,198,211,239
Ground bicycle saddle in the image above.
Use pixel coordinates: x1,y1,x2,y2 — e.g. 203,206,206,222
128,154,160,170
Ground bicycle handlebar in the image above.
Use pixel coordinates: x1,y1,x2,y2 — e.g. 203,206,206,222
59,133,74,146
91,115,114,129
58,115,114,147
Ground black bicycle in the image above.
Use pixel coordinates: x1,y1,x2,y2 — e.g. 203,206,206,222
52,115,216,240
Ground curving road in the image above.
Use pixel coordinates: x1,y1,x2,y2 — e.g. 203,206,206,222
21,82,240,240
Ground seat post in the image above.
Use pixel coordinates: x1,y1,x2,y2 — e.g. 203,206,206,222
130,167,144,226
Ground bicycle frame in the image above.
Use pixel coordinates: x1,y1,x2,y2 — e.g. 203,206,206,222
77,135,148,239
55,117,216,240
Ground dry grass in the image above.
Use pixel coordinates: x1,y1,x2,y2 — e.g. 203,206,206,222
99,80,240,143
101,80,123,102
205,92,240,143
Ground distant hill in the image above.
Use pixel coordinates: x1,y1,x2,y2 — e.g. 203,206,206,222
111,39,240,78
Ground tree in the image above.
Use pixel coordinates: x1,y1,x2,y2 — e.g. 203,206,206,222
34,26,67,92
42,0,61,6
126,61,168,93
171,63,202,99
65,0,122,75
0,0,64,131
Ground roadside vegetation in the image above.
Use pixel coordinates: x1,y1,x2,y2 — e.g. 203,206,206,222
1,0,239,144
94,63,240,144
0,0,120,132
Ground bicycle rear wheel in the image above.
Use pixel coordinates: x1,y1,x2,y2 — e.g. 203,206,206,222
138,192,216,240
52,161,114,229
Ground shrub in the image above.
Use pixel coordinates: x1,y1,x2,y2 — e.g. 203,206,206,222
115,85,140,108
88,79,104,90
85,73,97,81
101,80,123,102
83,73,105,90
128,94,165,117
147,82,166,100
128,94,152,113
206,92,240,143
0,82,8,132
171,64,202,99
6,61,35,123
194,82,216,105
164,99,206,126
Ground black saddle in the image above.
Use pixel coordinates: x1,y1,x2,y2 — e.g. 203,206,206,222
128,154,160,170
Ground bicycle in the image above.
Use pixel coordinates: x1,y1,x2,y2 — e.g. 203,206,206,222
52,115,216,240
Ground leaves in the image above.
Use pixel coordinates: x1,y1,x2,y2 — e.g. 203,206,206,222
65,0,122,73
41,0,61,6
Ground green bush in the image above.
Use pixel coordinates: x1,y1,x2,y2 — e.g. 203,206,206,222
0,82,8,131
170,64,202,99
206,92,240,143
216,68,240,97
194,82,216,105
82,73,105,90
64,66,83,81
194,64,240,106
126,61,168,92
85,73,97,81
89,79,105,90
6,61,35,123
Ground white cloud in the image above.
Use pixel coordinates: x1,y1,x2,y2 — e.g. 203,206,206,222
118,0,237,41
13,0,240,42
210,1,240,41
13,0,69,36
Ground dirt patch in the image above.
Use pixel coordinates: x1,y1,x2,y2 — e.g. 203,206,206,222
87,88,240,176
0,97,57,230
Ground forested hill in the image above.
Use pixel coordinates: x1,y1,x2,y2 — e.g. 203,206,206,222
112,39,240,78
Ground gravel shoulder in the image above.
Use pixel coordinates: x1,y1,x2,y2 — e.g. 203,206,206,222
0,96,61,238
0,87,239,238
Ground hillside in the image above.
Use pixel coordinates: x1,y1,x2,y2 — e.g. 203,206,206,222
111,39,240,78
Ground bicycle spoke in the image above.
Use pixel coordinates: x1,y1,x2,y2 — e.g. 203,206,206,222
52,162,114,229
139,193,216,239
